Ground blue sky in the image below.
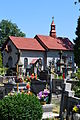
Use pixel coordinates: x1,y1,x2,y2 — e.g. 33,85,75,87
0,0,79,42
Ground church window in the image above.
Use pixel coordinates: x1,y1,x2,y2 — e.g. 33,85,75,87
24,58,28,69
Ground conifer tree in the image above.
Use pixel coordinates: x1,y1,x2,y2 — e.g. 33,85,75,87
74,17,80,67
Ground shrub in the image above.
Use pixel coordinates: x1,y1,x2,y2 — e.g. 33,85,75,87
75,68,80,80
0,67,8,76
73,80,80,98
0,93,43,120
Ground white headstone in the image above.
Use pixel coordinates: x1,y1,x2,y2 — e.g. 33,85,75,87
68,91,75,97
65,83,71,91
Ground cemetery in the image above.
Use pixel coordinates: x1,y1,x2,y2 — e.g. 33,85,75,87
0,17,80,120
0,53,80,120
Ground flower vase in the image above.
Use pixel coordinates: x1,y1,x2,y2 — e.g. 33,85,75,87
40,101,46,105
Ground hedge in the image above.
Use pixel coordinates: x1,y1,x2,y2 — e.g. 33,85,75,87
0,93,43,120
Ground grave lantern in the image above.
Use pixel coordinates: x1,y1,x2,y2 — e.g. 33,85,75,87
17,59,23,77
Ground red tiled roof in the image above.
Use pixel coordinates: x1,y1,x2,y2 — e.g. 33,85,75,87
9,36,45,51
36,35,73,51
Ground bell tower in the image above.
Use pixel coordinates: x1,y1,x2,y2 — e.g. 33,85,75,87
50,17,56,38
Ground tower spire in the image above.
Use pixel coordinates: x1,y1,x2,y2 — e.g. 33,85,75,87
52,16,54,21
50,17,56,38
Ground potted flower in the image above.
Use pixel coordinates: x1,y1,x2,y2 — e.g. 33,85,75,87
30,73,38,80
37,89,50,105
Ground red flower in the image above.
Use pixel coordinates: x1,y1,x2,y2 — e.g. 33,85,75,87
31,73,34,79
35,74,37,79
26,83,30,89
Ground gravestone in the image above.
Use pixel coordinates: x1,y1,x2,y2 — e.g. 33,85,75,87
31,79,52,104
59,82,75,120
0,87,5,99
0,76,3,83
30,79,46,95
65,83,71,91
4,83,14,95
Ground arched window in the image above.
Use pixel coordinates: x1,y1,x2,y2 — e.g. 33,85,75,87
8,45,12,52
39,58,42,66
24,58,28,69
8,56,13,68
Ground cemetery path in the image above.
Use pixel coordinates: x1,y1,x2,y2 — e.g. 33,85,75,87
51,94,61,114
42,94,61,119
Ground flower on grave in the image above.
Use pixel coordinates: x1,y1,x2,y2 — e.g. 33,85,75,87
16,77,23,83
25,73,38,82
34,74,38,80
37,89,50,103
26,75,31,82
30,73,38,80
26,91,32,95
73,104,80,113
8,92,17,96
26,82,30,89
31,73,34,79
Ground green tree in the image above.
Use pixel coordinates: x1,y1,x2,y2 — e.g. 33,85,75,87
0,19,26,46
74,17,80,67
74,0,80,4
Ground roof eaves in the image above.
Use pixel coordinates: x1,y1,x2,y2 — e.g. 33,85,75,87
19,48,45,52
48,48,73,51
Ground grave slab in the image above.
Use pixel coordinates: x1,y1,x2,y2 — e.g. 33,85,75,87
42,112,59,119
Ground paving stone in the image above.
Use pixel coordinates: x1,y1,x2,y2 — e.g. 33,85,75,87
42,112,59,119
42,104,54,112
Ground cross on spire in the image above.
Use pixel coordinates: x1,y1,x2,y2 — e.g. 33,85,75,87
52,16,54,20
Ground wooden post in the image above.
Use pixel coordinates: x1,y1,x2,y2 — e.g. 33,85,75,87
17,83,19,92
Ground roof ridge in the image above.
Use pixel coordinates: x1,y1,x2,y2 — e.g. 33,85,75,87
9,36,36,40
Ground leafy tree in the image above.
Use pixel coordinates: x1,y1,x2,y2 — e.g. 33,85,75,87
74,0,80,11
0,19,26,46
74,0,80,4
74,17,80,67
